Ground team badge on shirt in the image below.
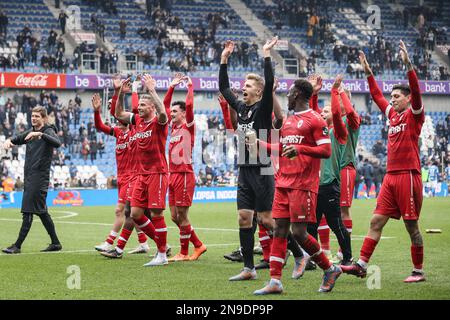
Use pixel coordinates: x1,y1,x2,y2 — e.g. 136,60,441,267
297,120,304,128
322,127,329,136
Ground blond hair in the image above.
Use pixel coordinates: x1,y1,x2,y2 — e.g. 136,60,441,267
32,106,48,118
245,73,265,90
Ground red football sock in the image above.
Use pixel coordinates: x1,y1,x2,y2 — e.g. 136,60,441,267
411,245,424,270
180,225,191,256
137,231,147,244
133,215,155,240
318,217,330,251
343,219,353,236
301,234,332,270
269,237,287,280
258,223,272,262
189,225,203,248
152,216,167,253
105,230,118,245
116,228,132,251
360,237,379,263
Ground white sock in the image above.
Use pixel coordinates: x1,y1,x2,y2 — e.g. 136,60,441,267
357,259,368,269
157,251,167,260
270,278,281,285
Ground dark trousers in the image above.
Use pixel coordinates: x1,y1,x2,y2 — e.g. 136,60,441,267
15,212,60,249
308,181,352,261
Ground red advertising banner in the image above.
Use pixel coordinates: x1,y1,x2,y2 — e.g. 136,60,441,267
0,72,66,89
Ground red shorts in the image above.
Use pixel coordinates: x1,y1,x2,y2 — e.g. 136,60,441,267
126,175,138,202
340,164,356,207
169,172,195,207
374,171,423,221
117,175,133,204
272,187,317,223
131,173,168,209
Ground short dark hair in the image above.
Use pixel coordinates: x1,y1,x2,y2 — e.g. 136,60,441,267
172,101,186,111
392,84,411,96
293,79,313,102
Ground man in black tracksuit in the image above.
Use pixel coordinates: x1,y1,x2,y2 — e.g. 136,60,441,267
2,106,62,254
219,38,304,280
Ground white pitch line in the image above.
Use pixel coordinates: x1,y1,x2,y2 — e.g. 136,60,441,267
0,218,395,239
0,243,240,257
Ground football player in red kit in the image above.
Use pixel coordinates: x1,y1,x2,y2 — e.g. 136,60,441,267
342,41,426,283
163,73,207,261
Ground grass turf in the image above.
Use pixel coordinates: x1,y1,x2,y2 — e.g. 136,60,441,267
0,198,449,300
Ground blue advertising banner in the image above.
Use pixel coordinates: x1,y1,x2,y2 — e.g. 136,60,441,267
0,184,446,209
0,187,238,209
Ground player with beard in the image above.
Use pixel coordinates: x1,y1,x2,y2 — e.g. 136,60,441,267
108,75,170,266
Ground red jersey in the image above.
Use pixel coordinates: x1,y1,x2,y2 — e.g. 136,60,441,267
385,106,424,173
368,70,424,174
169,122,194,173
164,83,195,173
130,114,168,175
276,109,330,192
113,127,132,178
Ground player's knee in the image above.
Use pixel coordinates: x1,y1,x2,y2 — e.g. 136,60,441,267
115,207,124,218
370,217,385,232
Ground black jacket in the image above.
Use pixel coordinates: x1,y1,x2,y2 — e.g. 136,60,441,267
11,124,61,190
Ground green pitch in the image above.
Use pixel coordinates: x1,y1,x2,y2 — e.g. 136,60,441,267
0,198,449,300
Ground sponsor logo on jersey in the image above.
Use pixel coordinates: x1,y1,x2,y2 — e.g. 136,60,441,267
116,142,128,150
237,121,255,132
170,135,182,143
280,135,304,144
388,123,406,135
130,130,153,141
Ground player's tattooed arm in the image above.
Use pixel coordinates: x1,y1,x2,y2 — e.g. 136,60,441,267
115,78,133,124
399,40,414,72
143,74,168,125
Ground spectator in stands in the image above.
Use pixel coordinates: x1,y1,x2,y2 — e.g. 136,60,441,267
14,176,24,191
81,137,90,161
372,160,385,197
58,10,69,35
119,18,127,40
372,140,386,160
89,139,98,164
11,144,19,161
361,159,374,198
0,11,8,37
2,175,14,192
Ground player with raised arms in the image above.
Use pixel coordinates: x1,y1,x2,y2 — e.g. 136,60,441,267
342,41,426,283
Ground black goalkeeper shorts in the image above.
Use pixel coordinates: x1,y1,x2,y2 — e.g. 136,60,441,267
237,166,274,212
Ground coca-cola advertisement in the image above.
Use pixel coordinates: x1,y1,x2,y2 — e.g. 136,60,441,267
0,72,66,89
